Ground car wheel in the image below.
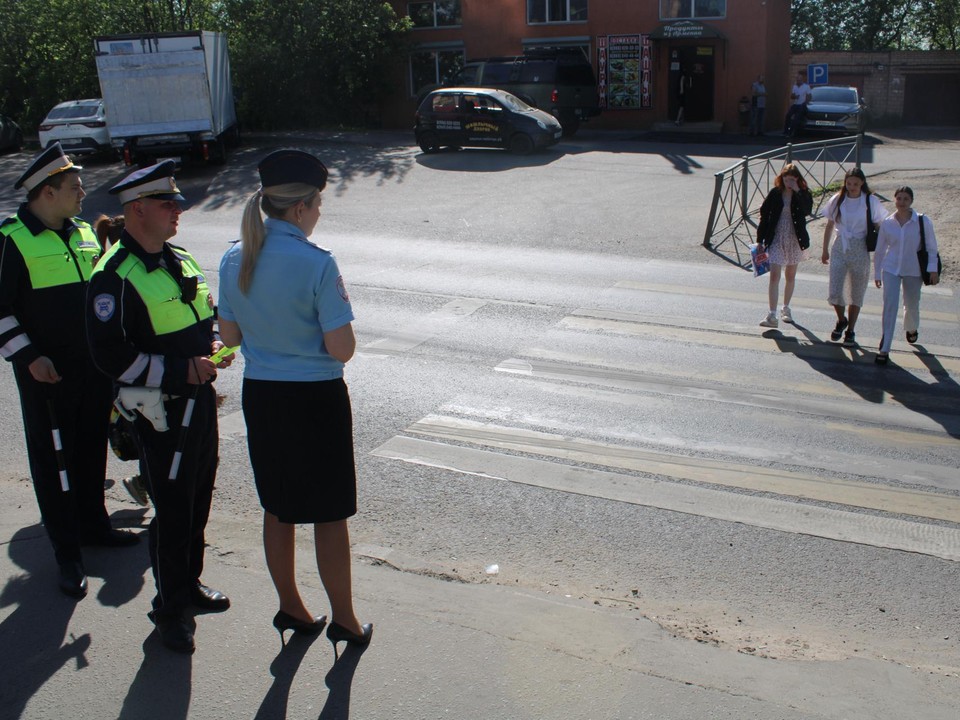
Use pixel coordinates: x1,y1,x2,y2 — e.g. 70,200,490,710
418,132,441,154
208,138,227,165
559,114,580,137
509,133,534,155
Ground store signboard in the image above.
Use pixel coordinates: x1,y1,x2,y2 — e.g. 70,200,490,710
661,21,708,39
598,34,652,110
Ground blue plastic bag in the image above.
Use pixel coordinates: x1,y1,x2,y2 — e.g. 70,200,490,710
751,243,770,277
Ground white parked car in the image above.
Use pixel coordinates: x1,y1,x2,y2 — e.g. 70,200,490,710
38,99,111,156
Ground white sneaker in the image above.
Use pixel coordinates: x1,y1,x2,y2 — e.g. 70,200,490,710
780,306,794,323
759,311,779,328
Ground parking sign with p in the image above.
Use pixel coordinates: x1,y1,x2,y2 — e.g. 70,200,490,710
808,64,829,86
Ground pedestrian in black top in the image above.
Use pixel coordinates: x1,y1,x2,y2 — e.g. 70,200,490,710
755,163,813,327
0,143,138,599
86,161,234,654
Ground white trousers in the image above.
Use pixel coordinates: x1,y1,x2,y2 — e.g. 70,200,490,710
879,271,923,353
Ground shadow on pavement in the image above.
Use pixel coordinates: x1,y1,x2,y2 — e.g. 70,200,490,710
0,515,152,719
0,525,88,718
118,633,193,720
253,630,321,720
318,642,370,720
769,322,960,440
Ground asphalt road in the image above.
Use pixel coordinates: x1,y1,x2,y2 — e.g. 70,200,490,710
1,129,958,715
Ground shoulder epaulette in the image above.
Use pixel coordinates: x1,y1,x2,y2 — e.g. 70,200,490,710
102,246,132,274
0,215,21,231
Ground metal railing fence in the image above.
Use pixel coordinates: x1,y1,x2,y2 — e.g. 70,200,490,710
703,134,863,267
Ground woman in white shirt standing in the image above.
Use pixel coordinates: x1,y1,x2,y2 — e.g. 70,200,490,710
873,186,940,365
821,168,886,347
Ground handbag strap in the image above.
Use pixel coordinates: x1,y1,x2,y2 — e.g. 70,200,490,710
865,192,872,226
918,212,926,251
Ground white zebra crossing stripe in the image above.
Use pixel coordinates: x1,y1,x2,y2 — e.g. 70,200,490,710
372,434,960,562
404,415,960,522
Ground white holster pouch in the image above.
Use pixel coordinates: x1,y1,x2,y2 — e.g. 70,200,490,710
115,387,169,433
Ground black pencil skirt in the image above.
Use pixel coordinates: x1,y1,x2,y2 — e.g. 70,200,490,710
242,377,357,524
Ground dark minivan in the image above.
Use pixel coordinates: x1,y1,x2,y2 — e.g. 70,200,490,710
415,88,563,155
453,47,600,136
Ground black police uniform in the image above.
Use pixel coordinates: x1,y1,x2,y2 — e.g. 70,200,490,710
0,203,114,568
86,229,219,621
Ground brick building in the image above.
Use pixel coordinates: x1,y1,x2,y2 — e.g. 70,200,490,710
385,0,793,132
790,50,960,126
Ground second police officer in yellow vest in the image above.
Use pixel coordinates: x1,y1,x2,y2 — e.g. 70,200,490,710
86,160,234,654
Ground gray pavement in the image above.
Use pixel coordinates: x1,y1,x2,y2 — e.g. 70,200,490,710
3,127,959,719
1,477,956,720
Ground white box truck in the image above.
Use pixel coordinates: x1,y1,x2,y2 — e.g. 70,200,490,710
94,31,238,166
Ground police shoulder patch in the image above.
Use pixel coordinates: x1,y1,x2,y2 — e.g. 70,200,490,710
93,293,116,322
336,275,349,302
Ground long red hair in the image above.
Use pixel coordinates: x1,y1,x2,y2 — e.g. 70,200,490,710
773,163,808,192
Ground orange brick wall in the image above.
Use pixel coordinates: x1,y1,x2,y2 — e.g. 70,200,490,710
384,0,792,132
791,50,960,123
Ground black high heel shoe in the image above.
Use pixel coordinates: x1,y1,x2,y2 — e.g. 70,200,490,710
326,621,373,659
273,610,327,646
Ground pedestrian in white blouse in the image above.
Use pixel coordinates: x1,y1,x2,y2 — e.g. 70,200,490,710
872,186,940,365
820,168,886,348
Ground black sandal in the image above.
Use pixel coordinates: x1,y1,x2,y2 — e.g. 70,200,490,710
906,331,918,344
875,352,889,366
830,317,848,342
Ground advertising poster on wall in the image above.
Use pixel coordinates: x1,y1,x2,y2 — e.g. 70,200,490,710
598,34,651,110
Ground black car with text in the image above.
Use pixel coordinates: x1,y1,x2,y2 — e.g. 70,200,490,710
451,47,601,137
415,88,563,155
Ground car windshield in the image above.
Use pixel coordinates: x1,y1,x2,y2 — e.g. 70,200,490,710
496,92,533,112
811,88,857,104
47,102,101,121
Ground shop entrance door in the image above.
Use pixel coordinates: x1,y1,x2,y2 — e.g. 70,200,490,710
668,44,715,123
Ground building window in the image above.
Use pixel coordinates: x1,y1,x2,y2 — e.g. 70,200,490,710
525,40,592,61
660,0,725,19
410,47,464,95
409,1,461,28
528,0,588,24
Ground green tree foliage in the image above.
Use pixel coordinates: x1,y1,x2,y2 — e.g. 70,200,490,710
1,0,224,130
1,0,410,133
222,0,411,129
791,0,960,50
916,0,960,49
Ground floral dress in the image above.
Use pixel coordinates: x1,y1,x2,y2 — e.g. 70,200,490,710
767,194,807,266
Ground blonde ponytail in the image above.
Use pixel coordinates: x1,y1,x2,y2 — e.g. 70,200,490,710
237,183,320,294
238,191,266,294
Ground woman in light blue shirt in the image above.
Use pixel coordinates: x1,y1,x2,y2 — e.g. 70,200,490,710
218,149,371,654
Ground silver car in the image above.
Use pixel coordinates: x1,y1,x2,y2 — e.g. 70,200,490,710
38,99,111,156
803,86,866,135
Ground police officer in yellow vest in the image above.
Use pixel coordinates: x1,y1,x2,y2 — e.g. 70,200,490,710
86,161,233,654
0,143,138,600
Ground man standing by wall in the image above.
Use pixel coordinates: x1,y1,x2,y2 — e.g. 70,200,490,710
0,143,138,599
86,161,231,653
783,70,811,137
750,73,767,136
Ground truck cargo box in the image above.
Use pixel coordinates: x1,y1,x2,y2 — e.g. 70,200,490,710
95,31,238,165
